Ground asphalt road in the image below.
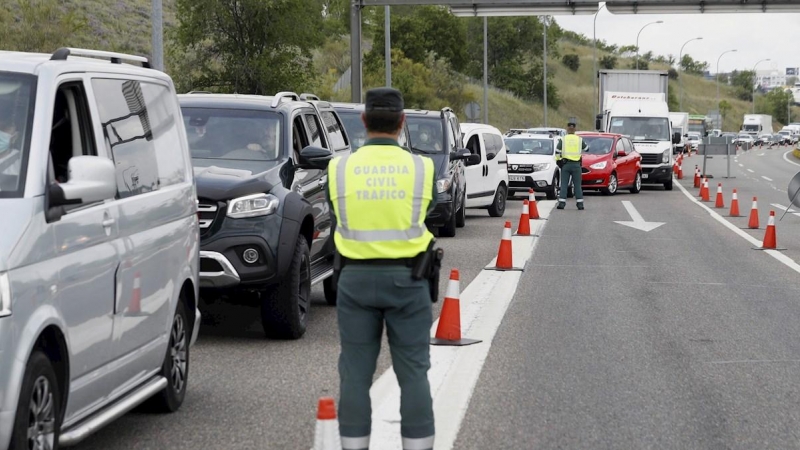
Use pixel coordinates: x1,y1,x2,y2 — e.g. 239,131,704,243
71,200,521,450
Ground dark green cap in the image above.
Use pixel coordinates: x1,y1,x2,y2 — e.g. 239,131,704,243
365,87,404,112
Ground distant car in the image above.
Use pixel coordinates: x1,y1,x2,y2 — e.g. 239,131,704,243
686,132,702,151
777,130,795,145
578,132,643,195
735,133,755,147
503,133,566,200
755,134,775,147
461,123,509,217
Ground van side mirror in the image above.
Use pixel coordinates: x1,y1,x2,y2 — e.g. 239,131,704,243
299,146,332,170
50,156,116,207
595,114,603,132
672,132,682,144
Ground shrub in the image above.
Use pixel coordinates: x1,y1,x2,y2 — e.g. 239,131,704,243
599,55,616,70
561,54,580,72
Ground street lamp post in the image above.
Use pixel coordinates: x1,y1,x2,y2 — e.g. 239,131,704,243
716,49,737,129
636,20,663,71
752,58,770,114
592,3,607,117
678,36,703,111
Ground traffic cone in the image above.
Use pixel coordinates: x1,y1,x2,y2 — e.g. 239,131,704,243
487,221,523,271
748,197,760,229
729,189,740,216
431,270,481,346
693,166,700,188
528,188,541,220
516,200,531,236
701,179,710,202
753,210,786,250
311,397,341,450
130,272,142,314
714,183,724,208
677,160,683,179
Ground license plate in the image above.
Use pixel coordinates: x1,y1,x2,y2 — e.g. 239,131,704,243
642,173,649,179
509,175,526,182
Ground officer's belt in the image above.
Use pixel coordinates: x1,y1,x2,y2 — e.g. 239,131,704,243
341,256,417,267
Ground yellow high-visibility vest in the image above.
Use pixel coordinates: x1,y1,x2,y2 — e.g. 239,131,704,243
561,135,583,161
329,144,434,259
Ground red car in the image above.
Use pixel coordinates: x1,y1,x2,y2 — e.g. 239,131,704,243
577,132,642,195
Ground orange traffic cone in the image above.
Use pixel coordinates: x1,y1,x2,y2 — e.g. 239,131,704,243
748,197,760,229
753,210,786,250
693,166,700,188
714,183,724,208
677,160,683,179
487,221,523,271
528,188,541,220
729,189,740,217
312,397,341,450
516,200,532,236
431,270,481,346
701,179,710,202
130,272,142,314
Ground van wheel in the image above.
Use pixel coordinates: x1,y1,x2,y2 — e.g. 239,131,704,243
487,185,507,217
664,179,673,191
323,276,337,306
146,300,189,412
630,172,642,194
546,174,558,200
602,173,618,195
10,351,61,450
456,192,466,228
439,201,457,237
262,237,310,339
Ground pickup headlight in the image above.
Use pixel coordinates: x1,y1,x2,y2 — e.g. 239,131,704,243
662,150,670,163
532,163,550,171
436,178,452,194
227,193,279,219
0,272,10,317
589,161,607,170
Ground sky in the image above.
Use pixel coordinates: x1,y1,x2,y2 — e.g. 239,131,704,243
555,6,799,76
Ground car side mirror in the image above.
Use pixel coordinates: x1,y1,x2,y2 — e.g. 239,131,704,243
672,132,682,144
616,149,627,157
50,156,116,207
465,154,481,166
450,148,471,161
299,145,332,170
486,151,497,161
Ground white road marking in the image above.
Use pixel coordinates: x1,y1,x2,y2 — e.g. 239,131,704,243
771,203,796,212
783,149,800,168
369,201,556,450
747,169,755,173
758,153,765,156
614,201,665,232
762,176,774,182
738,163,744,167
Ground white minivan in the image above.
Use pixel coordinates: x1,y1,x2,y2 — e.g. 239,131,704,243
461,123,509,217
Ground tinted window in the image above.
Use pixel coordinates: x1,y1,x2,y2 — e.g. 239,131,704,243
182,107,283,161
406,116,444,154
0,72,35,198
466,134,482,162
582,137,614,155
304,114,326,148
92,79,163,198
321,111,347,151
504,138,554,155
141,84,186,187
338,111,367,151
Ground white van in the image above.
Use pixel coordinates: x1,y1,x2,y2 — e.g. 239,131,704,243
461,123,509,217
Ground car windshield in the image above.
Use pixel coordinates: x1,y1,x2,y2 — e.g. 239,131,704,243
504,138,554,155
0,72,35,198
181,107,283,161
609,117,670,141
337,111,367,151
406,116,445,154
582,137,614,155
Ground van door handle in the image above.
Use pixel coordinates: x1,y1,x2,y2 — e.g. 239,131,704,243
102,218,115,227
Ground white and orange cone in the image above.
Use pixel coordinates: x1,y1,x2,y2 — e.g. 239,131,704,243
431,269,481,346
714,183,724,208
729,189,740,217
754,211,786,250
312,397,341,450
700,178,710,202
516,200,531,236
487,221,523,271
528,188,541,220
748,197,760,229
693,166,701,188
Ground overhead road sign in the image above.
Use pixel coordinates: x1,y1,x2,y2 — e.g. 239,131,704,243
606,0,800,14
448,1,600,16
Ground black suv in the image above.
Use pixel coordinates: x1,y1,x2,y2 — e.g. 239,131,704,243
404,108,479,237
178,92,349,339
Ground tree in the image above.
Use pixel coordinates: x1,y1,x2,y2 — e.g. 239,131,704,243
668,68,679,80
562,54,580,72
680,54,709,75
718,99,732,125
730,70,755,101
618,45,638,58
630,60,649,70
600,55,617,70
788,76,798,87
765,89,793,124
172,0,325,94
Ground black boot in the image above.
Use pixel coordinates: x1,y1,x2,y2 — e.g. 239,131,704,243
577,202,584,210
557,201,566,210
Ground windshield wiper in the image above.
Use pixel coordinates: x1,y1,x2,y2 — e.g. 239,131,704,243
409,146,438,155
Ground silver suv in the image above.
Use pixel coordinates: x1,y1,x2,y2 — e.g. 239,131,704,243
0,48,200,450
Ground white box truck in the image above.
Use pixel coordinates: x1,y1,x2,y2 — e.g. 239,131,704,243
741,114,773,137
669,112,689,154
596,70,680,190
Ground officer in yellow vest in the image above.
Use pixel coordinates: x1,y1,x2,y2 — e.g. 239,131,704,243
328,87,438,450
555,118,589,210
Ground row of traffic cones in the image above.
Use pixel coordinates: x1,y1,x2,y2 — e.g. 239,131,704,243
692,166,781,250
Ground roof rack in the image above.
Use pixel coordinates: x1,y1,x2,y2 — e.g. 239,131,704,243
270,91,300,108
505,129,527,137
187,90,212,94
50,47,151,68
300,93,320,101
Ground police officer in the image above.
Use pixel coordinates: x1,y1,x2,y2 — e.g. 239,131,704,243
555,118,588,210
328,87,438,450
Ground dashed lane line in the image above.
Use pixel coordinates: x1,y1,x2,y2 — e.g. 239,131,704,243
762,176,774,182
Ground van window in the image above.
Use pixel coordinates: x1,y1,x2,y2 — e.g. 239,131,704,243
292,116,310,160
466,134,482,162
92,79,168,198
0,72,36,198
320,111,347,151
48,82,97,185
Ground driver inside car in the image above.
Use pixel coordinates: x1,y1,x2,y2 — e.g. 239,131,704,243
0,105,20,177
414,122,442,151
246,122,279,158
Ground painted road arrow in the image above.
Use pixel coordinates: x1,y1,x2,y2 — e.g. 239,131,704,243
614,200,665,232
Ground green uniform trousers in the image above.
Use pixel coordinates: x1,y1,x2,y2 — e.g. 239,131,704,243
559,160,584,202
337,264,434,450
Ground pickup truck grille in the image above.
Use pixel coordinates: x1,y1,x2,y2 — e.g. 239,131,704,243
197,201,220,230
640,153,661,165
